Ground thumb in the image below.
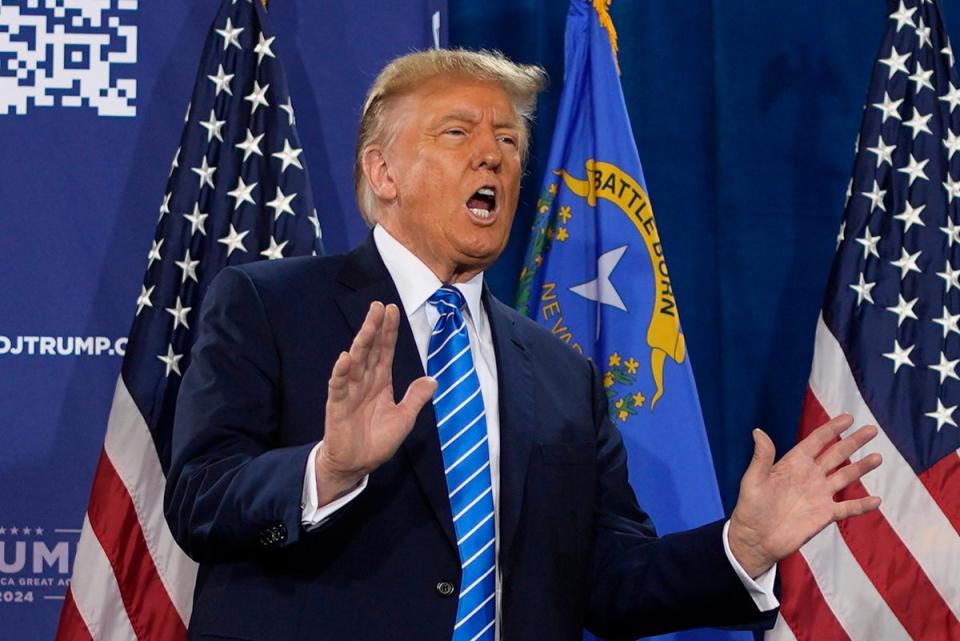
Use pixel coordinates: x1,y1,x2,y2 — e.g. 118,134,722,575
397,376,437,420
745,428,776,479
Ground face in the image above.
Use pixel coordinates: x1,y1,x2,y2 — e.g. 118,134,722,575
367,75,523,282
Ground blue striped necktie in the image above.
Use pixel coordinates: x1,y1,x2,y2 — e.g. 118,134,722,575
427,285,496,641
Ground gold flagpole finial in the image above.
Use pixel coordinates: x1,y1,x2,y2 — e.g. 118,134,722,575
261,0,268,8
592,0,621,75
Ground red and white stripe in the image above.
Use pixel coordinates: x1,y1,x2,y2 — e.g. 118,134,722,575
767,316,960,641
56,377,197,641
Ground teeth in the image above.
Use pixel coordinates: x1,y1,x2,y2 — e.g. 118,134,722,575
469,207,491,219
477,187,495,197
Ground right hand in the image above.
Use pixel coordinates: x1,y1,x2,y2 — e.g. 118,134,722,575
315,301,437,505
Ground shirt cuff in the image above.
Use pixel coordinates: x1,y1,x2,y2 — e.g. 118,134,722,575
301,441,368,531
722,520,780,612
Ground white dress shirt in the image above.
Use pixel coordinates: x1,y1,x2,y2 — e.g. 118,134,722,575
301,225,778,632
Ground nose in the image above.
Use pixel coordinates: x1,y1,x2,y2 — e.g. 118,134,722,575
472,130,502,172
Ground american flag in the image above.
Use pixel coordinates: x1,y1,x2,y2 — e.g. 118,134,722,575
767,1,960,640
55,0,322,638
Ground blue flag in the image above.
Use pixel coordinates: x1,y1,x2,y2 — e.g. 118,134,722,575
516,3,751,640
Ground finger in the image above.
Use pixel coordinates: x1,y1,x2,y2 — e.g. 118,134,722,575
397,376,437,422
818,424,879,472
348,302,385,382
795,414,855,458
365,302,390,375
327,351,352,403
828,452,882,493
833,495,881,520
374,304,401,387
743,429,776,481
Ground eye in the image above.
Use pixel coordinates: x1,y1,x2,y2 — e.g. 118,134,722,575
443,128,467,137
497,135,518,147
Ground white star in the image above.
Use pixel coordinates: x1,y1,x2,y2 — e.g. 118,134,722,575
244,80,270,114
136,285,154,316
280,97,296,125
260,237,289,260
569,245,628,311
929,352,960,384
909,61,935,93
218,224,250,256
879,44,911,79
849,273,876,306
861,181,887,213
272,138,304,172
207,64,234,96
894,201,925,232
34,527,42,535
169,146,180,177
215,17,244,51
191,156,216,190
157,344,184,378
199,109,226,143
183,102,191,124
890,247,922,279
886,294,919,327
165,297,192,331
159,192,171,218
890,1,917,32
175,249,200,284
916,17,932,48
944,175,960,203
308,209,322,239
944,41,956,67
856,227,881,259
937,259,960,291
940,83,960,112
845,178,853,206
866,135,896,166
235,128,264,162
147,238,163,268
944,130,960,160
267,187,297,220
925,398,958,431
227,176,258,209
883,339,915,373
933,305,960,337
254,32,276,65
903,107,933,139
183,203,209,236
836,220,846,249
897,153,929,185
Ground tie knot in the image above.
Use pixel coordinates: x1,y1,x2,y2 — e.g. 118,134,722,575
428,285,466,312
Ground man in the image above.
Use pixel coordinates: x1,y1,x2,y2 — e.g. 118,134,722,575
165,49,881,641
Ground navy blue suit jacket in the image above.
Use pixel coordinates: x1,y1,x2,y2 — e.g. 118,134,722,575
165,238,772,641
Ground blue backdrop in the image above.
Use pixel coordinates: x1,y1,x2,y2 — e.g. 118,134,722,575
1,0,954,638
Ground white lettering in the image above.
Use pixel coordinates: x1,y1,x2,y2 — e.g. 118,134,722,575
39,336,56,355
0,542,26,573
33,541,69,574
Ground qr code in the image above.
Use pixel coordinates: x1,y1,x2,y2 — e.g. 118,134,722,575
0,0,137,117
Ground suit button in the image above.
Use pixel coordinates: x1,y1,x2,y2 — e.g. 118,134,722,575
436,581,455,597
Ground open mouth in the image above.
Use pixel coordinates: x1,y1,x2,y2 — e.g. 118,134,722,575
466,186,497,220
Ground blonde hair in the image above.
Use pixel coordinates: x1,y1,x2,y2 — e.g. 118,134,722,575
353,48,548,225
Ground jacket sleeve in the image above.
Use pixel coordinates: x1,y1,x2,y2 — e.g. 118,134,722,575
163,266,315,563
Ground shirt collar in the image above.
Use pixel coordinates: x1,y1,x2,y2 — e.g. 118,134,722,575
372,225,485,322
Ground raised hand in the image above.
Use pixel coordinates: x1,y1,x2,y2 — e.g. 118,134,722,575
315,301,437,505
728,414,882,578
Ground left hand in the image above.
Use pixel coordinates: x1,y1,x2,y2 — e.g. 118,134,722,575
728,414,882,578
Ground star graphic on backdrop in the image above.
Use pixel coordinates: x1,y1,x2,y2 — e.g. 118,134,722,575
159,192,171,218
940,217,960,246
885,294,919,327
903,107,933,139
183,203,209,236
933,305,960,337
945,175,960,203
897,153,929,185
889,1,917,32
861,180,887,212
254,32,276,65
215,17,243,51
136,285,154,316
879,44,911,78
916,17,932,48
308,209,322,239
199,109,226,143
207,64,234,96
10,527,18,536
260,237,289,260
867,135,896,166
272,138,303,172
267,187,297,219
191,157,216,190
849,273,876,306
147,238,163,269
227,176,258,209
236,128,264,161
872,93,903,123
856,227,881,259
280,98,296,125
883,339,915,373
926,398,958,431
0,527,6,535
175,249,200,284
165,297,192,331
157,344,184,378
218,224,250,256
937,259,960,292
944,130,960,160
22,527,31,535
909,61,935,94
894,202,925,232
34,527,42,535
929,352,960,384
941,83,960,112
569,245,628,311
245,80,270,114
890,247,922,279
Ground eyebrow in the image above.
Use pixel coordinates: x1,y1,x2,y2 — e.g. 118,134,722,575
433,110,520,130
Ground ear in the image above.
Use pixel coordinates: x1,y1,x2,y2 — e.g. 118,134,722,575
361,146,398,203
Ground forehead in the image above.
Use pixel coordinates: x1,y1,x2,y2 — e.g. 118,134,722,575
397,74,520,127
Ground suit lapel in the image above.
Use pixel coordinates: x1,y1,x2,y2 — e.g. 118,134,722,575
484,292,536,568
334,237,457,554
